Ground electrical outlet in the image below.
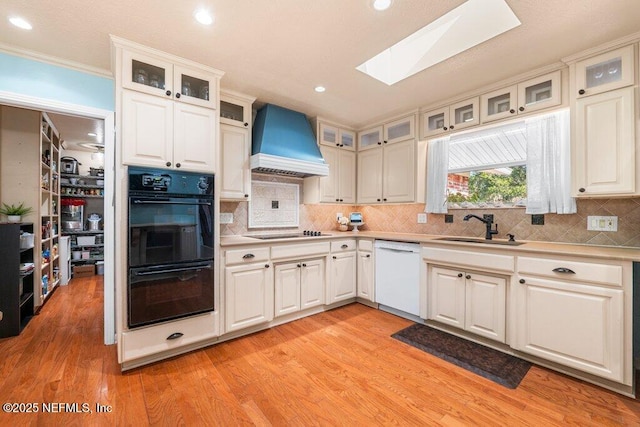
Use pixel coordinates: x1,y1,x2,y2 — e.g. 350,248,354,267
219,213,234,224
444,214,453,223
531,214,545,225
336,212,343,220
587,215,618,232
417,213,427,224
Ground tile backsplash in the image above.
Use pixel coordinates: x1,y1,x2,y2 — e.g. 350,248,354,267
220,176,640,247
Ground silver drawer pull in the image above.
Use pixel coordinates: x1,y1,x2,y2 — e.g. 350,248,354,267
167,332,184,340
242,253,255,259
552,267,576,274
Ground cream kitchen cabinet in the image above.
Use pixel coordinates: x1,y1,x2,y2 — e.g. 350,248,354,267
220,124,251,200
122,90,217,172
358,114,415,150
513,255,628,383
319,122,356,151
480,71,562,123
356,239,374,302
304,145,356,204
274,258,325,317
328,240,357,303
574,44,635,98
428,266,506,343
220,90,254,128
421,97,479,138
573,86,636,196
357,139,415,204
220,91,255,200
224,247,274,333
120,45,220,110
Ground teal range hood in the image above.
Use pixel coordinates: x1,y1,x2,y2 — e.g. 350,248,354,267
251,104,329,177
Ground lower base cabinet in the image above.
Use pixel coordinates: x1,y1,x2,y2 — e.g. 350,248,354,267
513,269,625,382
225,262,274,333
274,258,325,317
356,240,374,302
329,241,357,303
429,266,506,343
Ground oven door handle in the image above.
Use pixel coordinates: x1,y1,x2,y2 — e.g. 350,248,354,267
132,199,212,206
134,264,212,276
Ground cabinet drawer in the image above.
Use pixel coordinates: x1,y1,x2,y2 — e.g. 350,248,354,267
121,312,217,362
331,239,357,252
517,256,622,287
422,246,515,273
271,242,330,260
358,239,373,251
225,247,270,265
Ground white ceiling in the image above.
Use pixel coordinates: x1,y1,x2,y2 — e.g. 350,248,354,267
2,0,640,144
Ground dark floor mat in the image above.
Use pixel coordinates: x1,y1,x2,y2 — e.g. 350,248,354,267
392,323,531,389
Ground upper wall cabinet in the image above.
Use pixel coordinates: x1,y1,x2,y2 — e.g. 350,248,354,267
569,42,637,197
480,71,562,123
220,94,253,128
122,49,219,110
574,45,635,98
358,114,415,150
113,37,224,173
421,97,479,138
220,91,255,201
319,123,356,151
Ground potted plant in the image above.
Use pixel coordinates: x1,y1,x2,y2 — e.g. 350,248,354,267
0,202,33,223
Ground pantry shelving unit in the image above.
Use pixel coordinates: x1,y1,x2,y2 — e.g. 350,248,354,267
0,222,35,337
61,173,105,272
39,113,61,304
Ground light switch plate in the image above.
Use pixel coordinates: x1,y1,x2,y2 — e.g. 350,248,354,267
417,213,427,224
587,215,618,232
220,213,234,224
336,212,343,220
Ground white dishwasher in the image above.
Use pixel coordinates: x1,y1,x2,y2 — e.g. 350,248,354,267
374,240,421,319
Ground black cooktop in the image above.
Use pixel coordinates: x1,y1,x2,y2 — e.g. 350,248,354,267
245,231,331,240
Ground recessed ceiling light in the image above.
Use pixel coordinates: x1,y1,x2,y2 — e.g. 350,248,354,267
373,0,392,11
9,16,32,30
314,86,326,93
194,9,213,25
357,0,521,85
87,132,97,137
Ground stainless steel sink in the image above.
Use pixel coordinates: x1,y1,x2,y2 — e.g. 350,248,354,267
435,237,525,246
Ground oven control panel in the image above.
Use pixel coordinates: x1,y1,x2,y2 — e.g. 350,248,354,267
141,173,172,191
129,167,213,196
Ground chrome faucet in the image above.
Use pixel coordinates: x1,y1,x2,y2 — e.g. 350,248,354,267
463,214,499,240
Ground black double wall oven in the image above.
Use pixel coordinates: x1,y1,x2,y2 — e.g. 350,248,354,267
128,167,214,328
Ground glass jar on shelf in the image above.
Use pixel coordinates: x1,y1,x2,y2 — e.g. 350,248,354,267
134,69,148,85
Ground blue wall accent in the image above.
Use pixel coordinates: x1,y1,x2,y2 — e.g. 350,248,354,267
0,52,114,111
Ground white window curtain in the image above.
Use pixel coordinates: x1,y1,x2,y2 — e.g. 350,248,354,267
525,109,576,214
425,137,449,214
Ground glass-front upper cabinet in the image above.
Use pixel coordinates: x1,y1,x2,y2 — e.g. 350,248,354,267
220,92,254,128
319,124,355,150
384,115,415,145
358,126,383,150
122,50,218,109
123,50,174,97
480,71,561,123
422,98,478,138
173,65,217,109
575,44,635,98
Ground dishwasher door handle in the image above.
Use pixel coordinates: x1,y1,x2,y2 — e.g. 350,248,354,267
379,247,418,254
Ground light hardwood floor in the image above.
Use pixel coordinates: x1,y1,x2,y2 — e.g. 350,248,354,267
1,275,639,426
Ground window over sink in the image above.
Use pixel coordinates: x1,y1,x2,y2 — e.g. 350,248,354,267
426,109,575,214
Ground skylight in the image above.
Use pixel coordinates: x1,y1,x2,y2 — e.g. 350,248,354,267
356,0,521,85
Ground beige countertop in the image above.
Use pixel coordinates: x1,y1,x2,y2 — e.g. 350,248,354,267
220,231,640,262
